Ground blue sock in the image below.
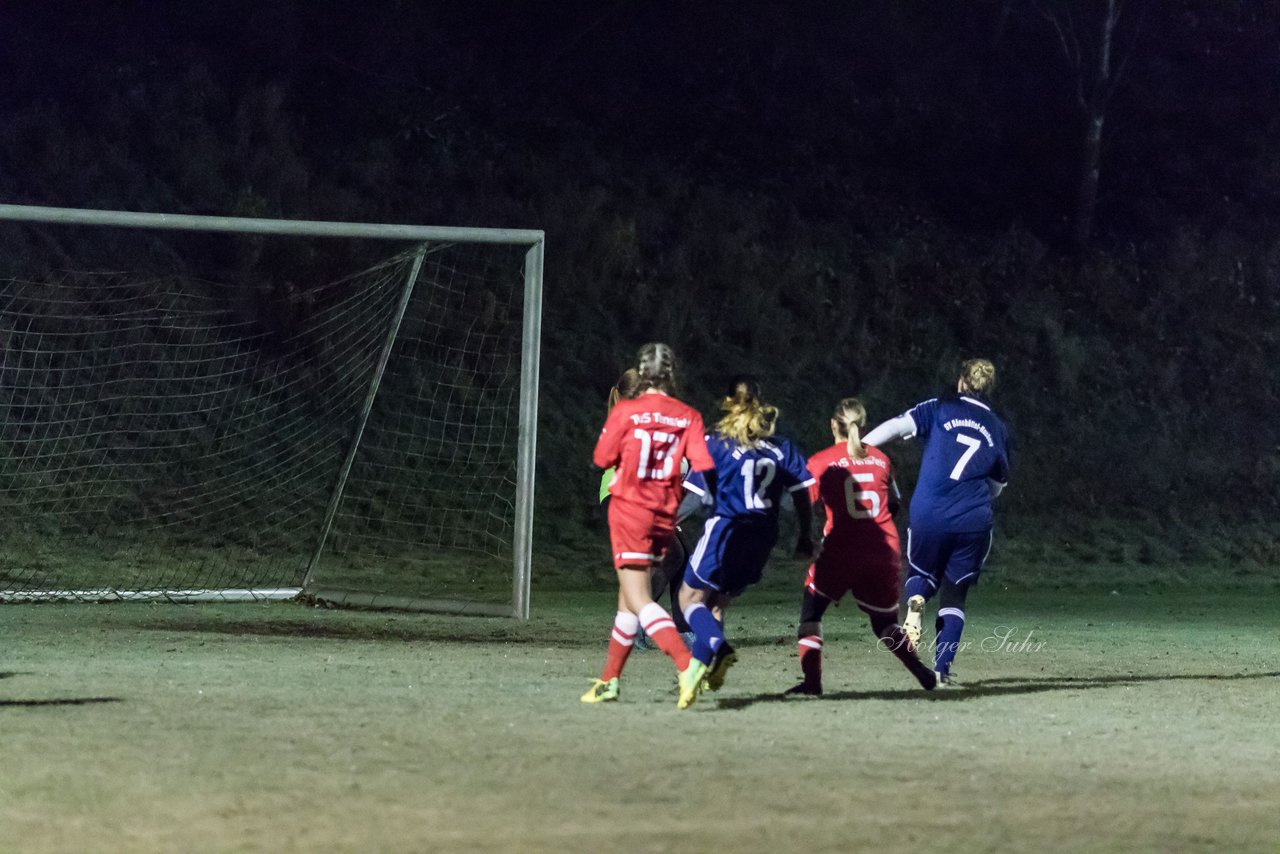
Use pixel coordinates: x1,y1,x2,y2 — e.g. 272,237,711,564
904,574,933,601
683,603,723,666
934,607,966,674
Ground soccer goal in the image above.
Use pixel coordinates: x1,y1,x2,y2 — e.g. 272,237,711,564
0,204,543,618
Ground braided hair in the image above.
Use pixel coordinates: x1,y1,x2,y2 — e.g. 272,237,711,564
958,358,996,396
635,342,679,395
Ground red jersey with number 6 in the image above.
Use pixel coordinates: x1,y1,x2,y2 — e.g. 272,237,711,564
594,393,714,518
807,443,899,552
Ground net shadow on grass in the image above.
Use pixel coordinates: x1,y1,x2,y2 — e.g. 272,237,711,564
0,672,124,708
714,670,1280,710
1,697,122,708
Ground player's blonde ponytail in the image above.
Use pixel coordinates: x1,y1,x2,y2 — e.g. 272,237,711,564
636,342,679,395
959,358,996,396
832,397,868,459
716,384,778,448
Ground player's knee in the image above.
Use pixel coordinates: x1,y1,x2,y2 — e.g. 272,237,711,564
798,620,822,639
678,582,707,612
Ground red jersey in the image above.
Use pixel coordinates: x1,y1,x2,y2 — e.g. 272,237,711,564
807,442,900,549
593,392,714,518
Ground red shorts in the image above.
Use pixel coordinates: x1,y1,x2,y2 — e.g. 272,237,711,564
806,538,901,615
608,500,676,571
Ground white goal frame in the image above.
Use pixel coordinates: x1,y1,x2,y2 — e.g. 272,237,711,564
0,203,543,619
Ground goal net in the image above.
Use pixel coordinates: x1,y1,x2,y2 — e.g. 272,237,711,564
0,205,543,618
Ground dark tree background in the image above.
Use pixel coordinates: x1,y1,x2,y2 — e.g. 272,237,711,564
1,0,1278,579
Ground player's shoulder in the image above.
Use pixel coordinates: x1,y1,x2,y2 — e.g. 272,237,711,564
861,444,893,466
757,434,801,460
658,394,704,420
608,395,642,415
958,395,1009,431
704,430,738,456
907,397,942,423
808,442,846,468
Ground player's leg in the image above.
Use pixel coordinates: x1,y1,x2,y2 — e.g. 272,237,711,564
678,581,724,668
610,521,704,708
674,580,719,708
678,516,729,668
650,527,691,631
700,521,774,691
866,608,936,690
616,566,693,674
669,524,695,636
701,590,738,691
902,527,947,644
582,584,636,703
933,530,992,683
585,503,689,703
787,556,848,695
787,581,832,696
932,577,969,685
851,552,936,690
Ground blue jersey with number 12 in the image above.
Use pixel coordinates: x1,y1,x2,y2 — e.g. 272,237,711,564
904,395,1010,533
685,433,814,521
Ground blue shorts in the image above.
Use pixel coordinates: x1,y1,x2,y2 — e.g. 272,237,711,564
683,516,778,598
905,528,993,589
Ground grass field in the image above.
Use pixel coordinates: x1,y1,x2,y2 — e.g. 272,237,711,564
3,581,1278,853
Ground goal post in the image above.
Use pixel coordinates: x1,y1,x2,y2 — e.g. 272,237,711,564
0,204,543,619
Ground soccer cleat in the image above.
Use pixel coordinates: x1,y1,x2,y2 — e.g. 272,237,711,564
703,646,738,692
676,660,708,709
933,670,954,688
580,677,619,703
784,681,823,697
903,595,925,645
634,630,656,652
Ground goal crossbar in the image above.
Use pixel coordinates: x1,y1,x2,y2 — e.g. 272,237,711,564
0,204,544,245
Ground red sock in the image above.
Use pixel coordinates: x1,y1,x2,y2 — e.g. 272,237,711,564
600,611,639,681
798,635,823,688
639,602,691,670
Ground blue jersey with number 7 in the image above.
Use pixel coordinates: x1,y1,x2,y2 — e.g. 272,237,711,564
903,395,1010,533
684,433,814,521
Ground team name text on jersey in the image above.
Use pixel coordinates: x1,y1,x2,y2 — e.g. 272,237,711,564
942,418,995,447
628,411,693,428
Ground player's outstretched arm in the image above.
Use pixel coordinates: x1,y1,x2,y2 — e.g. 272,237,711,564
862,413,915,447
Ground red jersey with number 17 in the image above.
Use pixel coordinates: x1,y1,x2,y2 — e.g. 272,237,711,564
593,392,714,518
807,443,900,551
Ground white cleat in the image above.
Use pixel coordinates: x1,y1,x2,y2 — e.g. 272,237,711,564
903,595,925,645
